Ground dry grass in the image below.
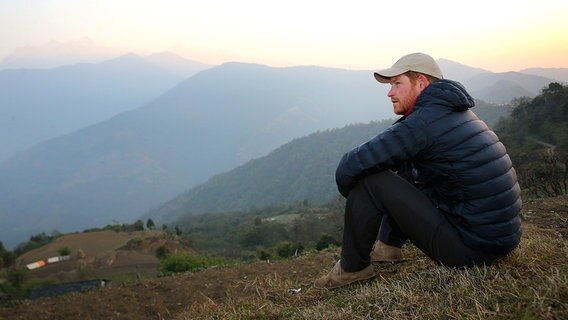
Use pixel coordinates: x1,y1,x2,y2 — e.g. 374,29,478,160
177,224,568,320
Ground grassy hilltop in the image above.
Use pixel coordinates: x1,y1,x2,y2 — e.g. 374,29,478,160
0,195,566,319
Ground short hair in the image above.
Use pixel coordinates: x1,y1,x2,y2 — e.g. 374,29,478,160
404,71,440,85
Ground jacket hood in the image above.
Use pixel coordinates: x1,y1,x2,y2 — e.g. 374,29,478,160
416,79,475,112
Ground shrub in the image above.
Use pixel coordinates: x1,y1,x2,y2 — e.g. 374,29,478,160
158,252,226,276
257,248,272,261
275,241,304,258
155,245,171,259
57,246,72,256
159,252,199,275
316,233,340,251
123,238,143,250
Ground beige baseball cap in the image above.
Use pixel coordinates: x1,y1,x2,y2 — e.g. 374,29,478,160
374,52,443,83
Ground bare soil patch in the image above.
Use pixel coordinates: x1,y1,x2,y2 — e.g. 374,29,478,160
522,195,568,237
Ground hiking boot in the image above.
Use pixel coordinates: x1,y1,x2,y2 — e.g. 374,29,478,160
370,240,403,263
313,260,378,290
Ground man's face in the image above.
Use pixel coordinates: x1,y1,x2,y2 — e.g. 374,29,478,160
387,74,422,115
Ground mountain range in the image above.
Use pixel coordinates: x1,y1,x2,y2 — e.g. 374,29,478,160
438,59,562,104
0,52,210,161
0,62,389,248
0,53,566,248
0,38,125,70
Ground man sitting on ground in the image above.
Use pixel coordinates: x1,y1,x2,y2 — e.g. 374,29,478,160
314,52,521,289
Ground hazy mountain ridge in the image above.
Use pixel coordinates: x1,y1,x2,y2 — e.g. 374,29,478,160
0,56,559,248
519,67,568,83
437,59,563,104
0,62,391,248
144,51,212,77
464,71,555,104
0,38,122,70
0,54,181,161
0,51,211,162
436,59,491,81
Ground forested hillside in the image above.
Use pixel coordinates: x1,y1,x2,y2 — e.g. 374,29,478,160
495,82,568,197
148,102,512,224
147,119,394,223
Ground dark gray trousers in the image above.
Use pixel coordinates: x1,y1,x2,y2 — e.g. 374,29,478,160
340,170,500,272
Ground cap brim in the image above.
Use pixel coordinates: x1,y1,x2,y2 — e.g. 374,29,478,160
373,67,408,83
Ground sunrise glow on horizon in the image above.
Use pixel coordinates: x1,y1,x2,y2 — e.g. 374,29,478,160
1,0,567,72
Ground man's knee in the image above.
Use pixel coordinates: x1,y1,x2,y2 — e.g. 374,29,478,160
357,170,398,192
345,171,397,208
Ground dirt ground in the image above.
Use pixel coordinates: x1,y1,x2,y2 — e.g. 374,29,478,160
1,249,338,320
1,195,566,320
521,195,568,237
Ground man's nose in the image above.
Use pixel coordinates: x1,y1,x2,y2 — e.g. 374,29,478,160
387,86,395,97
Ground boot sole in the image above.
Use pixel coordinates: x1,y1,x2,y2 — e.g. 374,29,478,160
370,258,403,264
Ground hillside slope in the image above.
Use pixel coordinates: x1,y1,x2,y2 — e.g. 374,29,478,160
1,196,566,319
13,230,191,283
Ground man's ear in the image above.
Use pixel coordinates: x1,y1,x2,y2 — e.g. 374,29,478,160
418,74,430,90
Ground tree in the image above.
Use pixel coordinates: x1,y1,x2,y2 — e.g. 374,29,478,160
146,218,156,230
124,219,145,232
14,232,53,256
239,226,263,247
2,251,16,268
523,150,567,197
495,82,568,197
0,242,5,269
7,268,26,290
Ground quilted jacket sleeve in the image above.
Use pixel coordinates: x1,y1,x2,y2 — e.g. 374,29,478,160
335,116,430,197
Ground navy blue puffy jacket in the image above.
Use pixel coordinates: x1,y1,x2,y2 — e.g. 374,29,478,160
336,79,522,253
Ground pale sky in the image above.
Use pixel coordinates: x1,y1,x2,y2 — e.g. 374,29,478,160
0,0,567,72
